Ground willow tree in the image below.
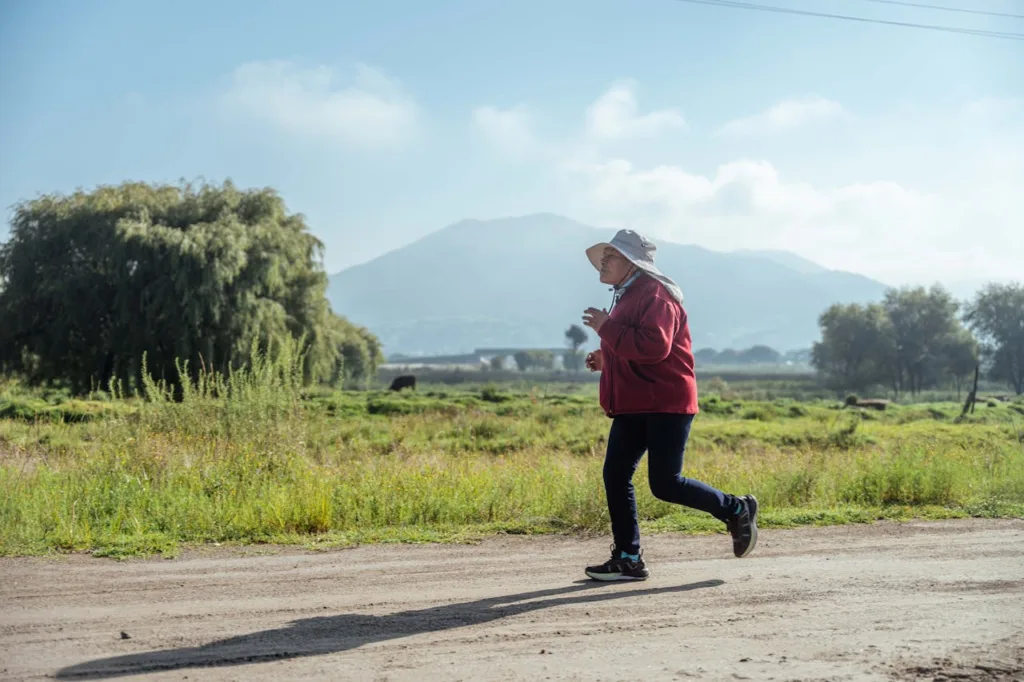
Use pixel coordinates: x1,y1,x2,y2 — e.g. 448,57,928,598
0,180,380,394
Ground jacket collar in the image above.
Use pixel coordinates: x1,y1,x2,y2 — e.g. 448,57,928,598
610,271,643,310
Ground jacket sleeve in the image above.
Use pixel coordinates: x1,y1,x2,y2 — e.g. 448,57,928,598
597,295,679,363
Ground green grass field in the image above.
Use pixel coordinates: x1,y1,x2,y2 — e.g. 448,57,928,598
1,364,1022,558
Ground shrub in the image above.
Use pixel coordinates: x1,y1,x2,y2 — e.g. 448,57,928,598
480,384,510,403
699,397,739,416
705,377,732,399
742,405,780,422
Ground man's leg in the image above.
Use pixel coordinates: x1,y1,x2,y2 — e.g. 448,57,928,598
646,413,759,557
603,415,648,555
585,415,649,581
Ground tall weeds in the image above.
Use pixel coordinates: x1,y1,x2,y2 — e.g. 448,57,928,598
137,338,306,447
1,378,1022,556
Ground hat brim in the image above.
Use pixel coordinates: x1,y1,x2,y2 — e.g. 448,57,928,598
586,241,666,280
586,242,614,271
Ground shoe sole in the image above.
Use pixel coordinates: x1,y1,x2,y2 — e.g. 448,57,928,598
585,570,649,582
736,495,759,558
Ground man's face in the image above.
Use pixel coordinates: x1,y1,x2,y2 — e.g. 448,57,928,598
599,247,634,285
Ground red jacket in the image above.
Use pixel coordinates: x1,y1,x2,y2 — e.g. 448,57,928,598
596,275,700,417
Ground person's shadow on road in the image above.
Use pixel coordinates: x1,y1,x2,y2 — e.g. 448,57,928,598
55,578,724,679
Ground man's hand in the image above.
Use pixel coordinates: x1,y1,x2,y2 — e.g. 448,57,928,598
582,307,609,333
585,349,604,372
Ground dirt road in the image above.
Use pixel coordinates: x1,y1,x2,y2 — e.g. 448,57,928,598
2,519,1022,681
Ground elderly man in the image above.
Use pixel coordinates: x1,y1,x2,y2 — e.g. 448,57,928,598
581,229,758,581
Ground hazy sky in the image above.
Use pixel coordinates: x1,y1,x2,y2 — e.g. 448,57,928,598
1,0,1021,294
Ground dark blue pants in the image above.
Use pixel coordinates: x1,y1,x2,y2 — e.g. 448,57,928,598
603,413,736,556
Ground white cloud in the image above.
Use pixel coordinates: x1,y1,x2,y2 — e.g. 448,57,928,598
471,83,1021,286
717,96,844,136
585,83,687,139
470,83,685,159
563,154,1021,285
471,105,537,157
561,91,1020,284
222,60,417,146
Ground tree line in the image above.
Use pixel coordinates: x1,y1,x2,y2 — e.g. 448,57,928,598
479,326,589,373
812,283,1024,396
0,181,383,394
694,346,810,366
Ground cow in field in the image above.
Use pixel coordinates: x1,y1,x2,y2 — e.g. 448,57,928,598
389,375,416,391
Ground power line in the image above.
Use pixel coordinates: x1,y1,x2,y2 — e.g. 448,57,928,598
679,0,1024,38
850,0,1024,20
669,0,1024,40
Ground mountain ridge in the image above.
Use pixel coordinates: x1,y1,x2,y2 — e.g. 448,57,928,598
326,214,890,356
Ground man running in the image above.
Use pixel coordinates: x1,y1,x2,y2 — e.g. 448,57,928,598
580,229,758,581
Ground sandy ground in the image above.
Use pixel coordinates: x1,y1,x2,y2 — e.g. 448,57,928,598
1,519,1022,681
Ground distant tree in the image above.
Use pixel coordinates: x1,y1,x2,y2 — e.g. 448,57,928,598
563,351,585,372
940,328,979,400
490,355,505,371
883,285,963,395
694,348,720,364
513,351,532,372
0,180,381,394
812,286,985,396
811,303,893,392
738,345,782,365
530,349,556,371
716,349,740,365
564,324,588,372
327,316,385,389
564,324,588,351
965,282,1024,395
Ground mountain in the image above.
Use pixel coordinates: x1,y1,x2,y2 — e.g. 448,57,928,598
732,249,828,275
326,214,889,357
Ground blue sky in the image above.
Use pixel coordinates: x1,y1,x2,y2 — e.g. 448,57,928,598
1,0,1021,294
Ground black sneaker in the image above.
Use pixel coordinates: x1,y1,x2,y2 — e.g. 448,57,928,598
585,544,649,581
727,495,759,558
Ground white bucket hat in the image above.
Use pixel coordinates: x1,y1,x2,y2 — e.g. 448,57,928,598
586,229,684,304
